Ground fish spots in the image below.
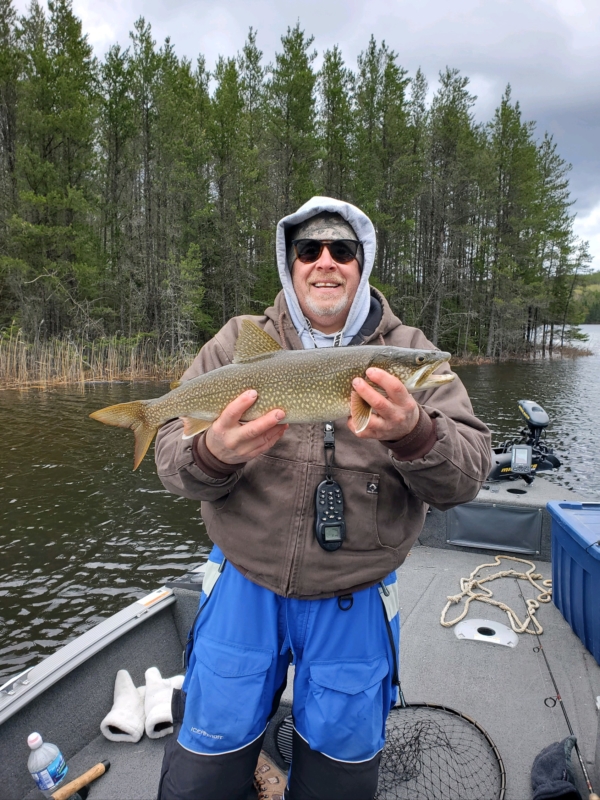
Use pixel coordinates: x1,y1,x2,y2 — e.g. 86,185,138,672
120,344,452,433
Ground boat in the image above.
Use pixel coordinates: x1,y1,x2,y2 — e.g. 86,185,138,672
1,423,599,799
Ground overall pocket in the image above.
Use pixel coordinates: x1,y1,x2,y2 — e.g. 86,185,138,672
304,656,389,762
183,635,273,753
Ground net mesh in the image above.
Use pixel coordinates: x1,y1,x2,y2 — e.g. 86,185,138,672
375,704,505,800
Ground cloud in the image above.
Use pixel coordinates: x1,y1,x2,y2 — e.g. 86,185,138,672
574,203,600,269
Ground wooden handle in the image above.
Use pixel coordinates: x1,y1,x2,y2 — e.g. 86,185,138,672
51,761,109,800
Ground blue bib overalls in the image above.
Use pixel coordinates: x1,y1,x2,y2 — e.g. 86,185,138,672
158,545,400,800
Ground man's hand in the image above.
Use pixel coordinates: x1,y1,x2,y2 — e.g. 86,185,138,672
205,390,288,464
347,368,420,441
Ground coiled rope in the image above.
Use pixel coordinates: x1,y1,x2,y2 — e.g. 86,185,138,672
440,555,552,635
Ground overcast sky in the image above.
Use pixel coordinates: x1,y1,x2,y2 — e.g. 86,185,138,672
15,0,600,266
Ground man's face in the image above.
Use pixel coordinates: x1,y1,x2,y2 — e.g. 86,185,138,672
291,242,361,334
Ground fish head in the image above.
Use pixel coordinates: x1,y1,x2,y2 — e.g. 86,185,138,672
370,346,455,393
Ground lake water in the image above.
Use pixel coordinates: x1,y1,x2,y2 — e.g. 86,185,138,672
1,326,599,680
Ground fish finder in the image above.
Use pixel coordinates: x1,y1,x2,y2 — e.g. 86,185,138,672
486,399,560,483
511,443,532,474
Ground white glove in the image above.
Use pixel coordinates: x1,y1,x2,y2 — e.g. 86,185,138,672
144,667,184,739
100,669,145,743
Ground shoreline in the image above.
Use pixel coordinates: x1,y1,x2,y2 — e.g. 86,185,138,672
0,334,196,390
0,345,593,390
450,345,594,366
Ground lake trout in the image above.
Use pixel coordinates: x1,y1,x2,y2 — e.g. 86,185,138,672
90,320,455,469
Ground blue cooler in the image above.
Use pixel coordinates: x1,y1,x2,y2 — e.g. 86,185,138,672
547,501,600,666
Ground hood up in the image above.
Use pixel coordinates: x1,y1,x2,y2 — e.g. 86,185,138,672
276,196,376,348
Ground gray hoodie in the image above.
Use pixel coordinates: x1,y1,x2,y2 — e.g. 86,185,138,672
277,196,376,348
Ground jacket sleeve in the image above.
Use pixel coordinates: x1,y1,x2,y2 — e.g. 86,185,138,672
154,323,243,502
390,331,492,511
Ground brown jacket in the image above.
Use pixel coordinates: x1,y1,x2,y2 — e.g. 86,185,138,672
155,289,491,599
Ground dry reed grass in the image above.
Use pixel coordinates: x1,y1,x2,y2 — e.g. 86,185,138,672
451,345,593,366
2,330,593,390
0,330,196,389
553,345,594,358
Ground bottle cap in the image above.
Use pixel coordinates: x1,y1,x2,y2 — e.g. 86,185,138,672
27,732,43,749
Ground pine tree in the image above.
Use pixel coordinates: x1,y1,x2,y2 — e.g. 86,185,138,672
352,38,413,292
318,45,354,199
0,0,19,327
11,0,100,338
238,29,273,310
0,0,18,227
266,22,318,217
99,43,135,334
128,18,161,333
415,68,478,346
484,86,540,356
154,41,211,347
208,55,247,324
401,68,429,319
536,133,574,338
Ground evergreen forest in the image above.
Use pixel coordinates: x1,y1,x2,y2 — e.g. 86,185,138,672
0,0,595,379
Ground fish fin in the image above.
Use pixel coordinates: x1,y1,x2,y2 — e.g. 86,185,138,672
170,379,182,390
181,417,212,439
89,400,157,470
351,390,373,433
133,422,157,470
232,319,283,363
89,400,150,429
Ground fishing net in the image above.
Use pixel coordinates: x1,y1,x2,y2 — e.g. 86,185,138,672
274,702,505,800
375,703,505,800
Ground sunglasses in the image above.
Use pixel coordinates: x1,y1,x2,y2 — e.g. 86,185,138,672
292,239,360,265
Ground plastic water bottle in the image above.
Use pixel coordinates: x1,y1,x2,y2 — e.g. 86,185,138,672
27,732,69,797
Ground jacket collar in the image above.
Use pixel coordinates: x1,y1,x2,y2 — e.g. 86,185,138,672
265,286,402,350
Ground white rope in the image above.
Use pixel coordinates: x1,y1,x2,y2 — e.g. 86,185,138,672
440,555,553,635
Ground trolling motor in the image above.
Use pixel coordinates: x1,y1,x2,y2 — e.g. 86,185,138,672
487,399,561,484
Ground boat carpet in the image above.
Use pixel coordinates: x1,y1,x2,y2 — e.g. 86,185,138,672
24,733,167,800
22,545,600,800
396,545,600,800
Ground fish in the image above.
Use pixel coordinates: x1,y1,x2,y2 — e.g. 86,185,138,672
90,320,455,469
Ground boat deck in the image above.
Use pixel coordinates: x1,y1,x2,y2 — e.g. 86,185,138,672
394,546,599,799
17,544,599,800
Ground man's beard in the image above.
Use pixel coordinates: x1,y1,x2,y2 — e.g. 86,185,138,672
302,283,351,319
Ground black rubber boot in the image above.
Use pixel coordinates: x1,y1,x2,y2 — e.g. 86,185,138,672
285,729,380,800
157,689,263,800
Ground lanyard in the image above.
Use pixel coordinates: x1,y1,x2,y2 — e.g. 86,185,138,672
304,317,342,478
324,422,335,480
305,318,344,349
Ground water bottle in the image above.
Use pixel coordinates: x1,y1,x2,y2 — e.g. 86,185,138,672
27,732,69,797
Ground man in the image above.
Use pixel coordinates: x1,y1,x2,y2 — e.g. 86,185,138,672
155,196,491,800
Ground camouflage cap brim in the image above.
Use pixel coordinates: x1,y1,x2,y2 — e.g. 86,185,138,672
287,212,362,269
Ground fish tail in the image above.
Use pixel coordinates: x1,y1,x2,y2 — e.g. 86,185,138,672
89,400,157,470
